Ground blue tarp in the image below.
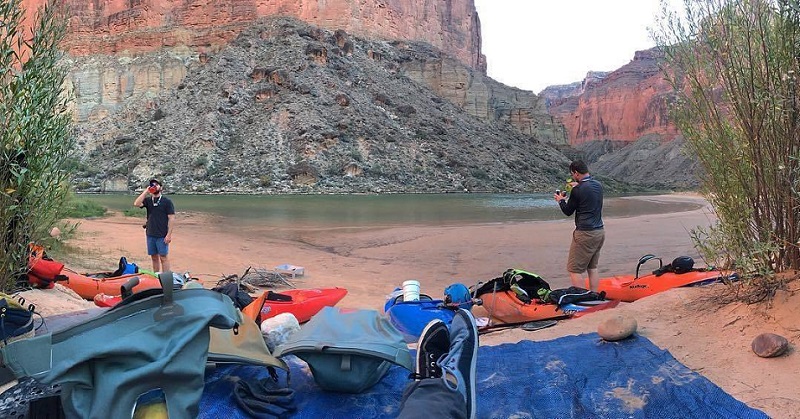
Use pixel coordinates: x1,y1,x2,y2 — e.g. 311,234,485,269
200,333,767,419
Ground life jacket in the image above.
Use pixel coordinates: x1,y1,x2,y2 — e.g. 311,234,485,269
27,244,66,289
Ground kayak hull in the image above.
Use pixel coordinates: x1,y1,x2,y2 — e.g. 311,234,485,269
384,298,457,343
598,270,730,302
478,291,572,324
260,287,348,323
62,270,162,300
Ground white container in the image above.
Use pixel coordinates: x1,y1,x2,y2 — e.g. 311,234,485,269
402,280,421,301
260,312,301,352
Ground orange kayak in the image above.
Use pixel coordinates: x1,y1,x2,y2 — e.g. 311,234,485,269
478,291,572,324
257,288,348,323
61,269,162,300
597,270,731,302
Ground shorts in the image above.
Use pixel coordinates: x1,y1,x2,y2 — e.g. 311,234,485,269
146,236,169,256
567,229,605,273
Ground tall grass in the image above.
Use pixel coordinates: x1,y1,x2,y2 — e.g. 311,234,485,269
0,0,73,290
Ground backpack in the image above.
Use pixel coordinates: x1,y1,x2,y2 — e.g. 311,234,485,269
472,269,551,304
112,256,139,276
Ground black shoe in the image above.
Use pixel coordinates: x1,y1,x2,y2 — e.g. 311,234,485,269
438,308,478,419
413,319,450,380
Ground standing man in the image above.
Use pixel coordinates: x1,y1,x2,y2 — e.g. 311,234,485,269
134,179,175,272
555,160,604,292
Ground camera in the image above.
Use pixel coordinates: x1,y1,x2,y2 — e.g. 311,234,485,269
556,189,567,197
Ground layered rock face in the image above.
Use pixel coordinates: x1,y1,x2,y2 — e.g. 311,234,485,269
23,0,485,70
24,0,569,142
547,49,679,146
402,54,566,144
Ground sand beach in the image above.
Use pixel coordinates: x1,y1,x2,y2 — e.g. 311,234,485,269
18,193,800,418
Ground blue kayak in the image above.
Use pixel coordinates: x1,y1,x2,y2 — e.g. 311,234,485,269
384,295,457,343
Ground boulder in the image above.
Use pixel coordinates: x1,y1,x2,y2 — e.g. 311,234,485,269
751,333,789,358
598,314,637,341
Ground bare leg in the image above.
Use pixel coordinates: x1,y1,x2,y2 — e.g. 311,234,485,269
587,268,600,292
160,255,171,273
151,255,162,272
569,272,587,289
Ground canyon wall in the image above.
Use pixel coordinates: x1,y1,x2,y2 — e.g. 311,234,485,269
403,56,566,144
23,0,484,70
547,49,679,146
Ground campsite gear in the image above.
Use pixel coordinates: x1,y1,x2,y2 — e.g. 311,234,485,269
521,319,558,331
413,319,450,381
246,287,348,324
233,378,296,418
0,294,35,346
545,287,606,305
260,313,301,352
476,290,616,325
384,293,457,343
472,268,551,304
0,272,285,419
402,280,421,302
0,376,63,418
597,254,733,302
60,268,162,300
443,283,474,309
274,307,413,394
27,244,67,289
436,309,477,419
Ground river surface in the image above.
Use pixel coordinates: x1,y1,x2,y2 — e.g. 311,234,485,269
80,193,702,228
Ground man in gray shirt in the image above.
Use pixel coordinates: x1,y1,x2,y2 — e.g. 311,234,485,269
555,160,604,291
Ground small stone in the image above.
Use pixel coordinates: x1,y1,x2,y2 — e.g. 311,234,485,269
598,314,637,341
751,333,789,358
49,227,61,238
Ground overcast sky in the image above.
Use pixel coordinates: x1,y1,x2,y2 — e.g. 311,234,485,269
473,1,670,93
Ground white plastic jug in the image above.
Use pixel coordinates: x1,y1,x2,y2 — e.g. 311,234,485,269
402,280,421,301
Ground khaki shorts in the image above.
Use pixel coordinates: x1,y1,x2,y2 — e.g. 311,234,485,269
567,229,605,273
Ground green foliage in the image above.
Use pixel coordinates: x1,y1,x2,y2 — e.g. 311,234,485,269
123,208,146,218
0,0,73,290
656,0,800,277
64,198,107,218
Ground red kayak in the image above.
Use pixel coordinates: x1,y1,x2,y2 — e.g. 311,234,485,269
256,288,348,323
93,293,122,308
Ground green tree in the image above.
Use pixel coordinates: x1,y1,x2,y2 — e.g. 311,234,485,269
656,0,800,280
0,0,73,291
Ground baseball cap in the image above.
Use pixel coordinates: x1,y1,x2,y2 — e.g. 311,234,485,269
148,179,162,187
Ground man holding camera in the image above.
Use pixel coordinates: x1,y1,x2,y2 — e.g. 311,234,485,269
554,160,604,292
134,178,175,272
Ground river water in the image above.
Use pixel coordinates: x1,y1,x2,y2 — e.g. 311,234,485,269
80,193,702,228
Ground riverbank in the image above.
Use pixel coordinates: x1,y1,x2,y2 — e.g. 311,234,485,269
35,193,800,417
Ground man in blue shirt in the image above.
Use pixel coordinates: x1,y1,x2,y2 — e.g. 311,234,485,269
555,160,604,291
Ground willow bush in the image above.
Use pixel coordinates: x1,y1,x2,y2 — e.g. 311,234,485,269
0,0,73,291
654,0,800,286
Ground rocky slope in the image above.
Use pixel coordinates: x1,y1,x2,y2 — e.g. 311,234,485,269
72,18,571,194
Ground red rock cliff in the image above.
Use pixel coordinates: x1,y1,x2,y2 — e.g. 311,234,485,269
548,49,679,146
22,0,485,71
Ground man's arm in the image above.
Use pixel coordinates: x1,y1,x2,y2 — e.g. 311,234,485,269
164,213,175,244
559,190,577,216
133,190,148,208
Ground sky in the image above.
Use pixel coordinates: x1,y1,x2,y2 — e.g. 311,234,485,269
473,1,670,93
